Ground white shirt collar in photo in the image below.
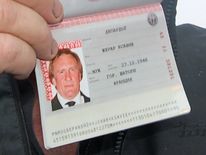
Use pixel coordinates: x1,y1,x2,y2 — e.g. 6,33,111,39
57,92,84,108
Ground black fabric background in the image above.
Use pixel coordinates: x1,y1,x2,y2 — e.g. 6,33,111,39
0,74,32,155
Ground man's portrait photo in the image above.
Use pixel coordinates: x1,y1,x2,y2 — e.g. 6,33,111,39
49,48,90,111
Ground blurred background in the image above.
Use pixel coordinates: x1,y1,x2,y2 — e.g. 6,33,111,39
176,0,206,28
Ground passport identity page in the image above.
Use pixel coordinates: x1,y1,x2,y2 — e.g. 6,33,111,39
35,0,190,149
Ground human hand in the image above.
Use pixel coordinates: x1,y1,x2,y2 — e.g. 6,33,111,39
0,0,63,79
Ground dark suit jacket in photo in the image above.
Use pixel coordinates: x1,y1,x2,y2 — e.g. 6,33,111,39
51,91,90,111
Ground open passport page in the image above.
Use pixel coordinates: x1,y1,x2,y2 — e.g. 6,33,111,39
35,0,190,149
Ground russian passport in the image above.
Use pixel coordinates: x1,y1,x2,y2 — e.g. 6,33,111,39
35,0,190,149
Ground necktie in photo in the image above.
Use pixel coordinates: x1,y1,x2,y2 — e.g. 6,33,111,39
66,101,76,107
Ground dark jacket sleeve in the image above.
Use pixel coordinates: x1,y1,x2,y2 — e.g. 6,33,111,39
0,74,32,155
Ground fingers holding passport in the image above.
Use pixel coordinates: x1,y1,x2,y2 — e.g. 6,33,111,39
0,0,63,79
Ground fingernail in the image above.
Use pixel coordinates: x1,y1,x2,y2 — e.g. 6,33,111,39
51,39,58,56
53,0,63,19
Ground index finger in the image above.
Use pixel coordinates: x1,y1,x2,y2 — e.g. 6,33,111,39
0,0,58,60
14,0,64,24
